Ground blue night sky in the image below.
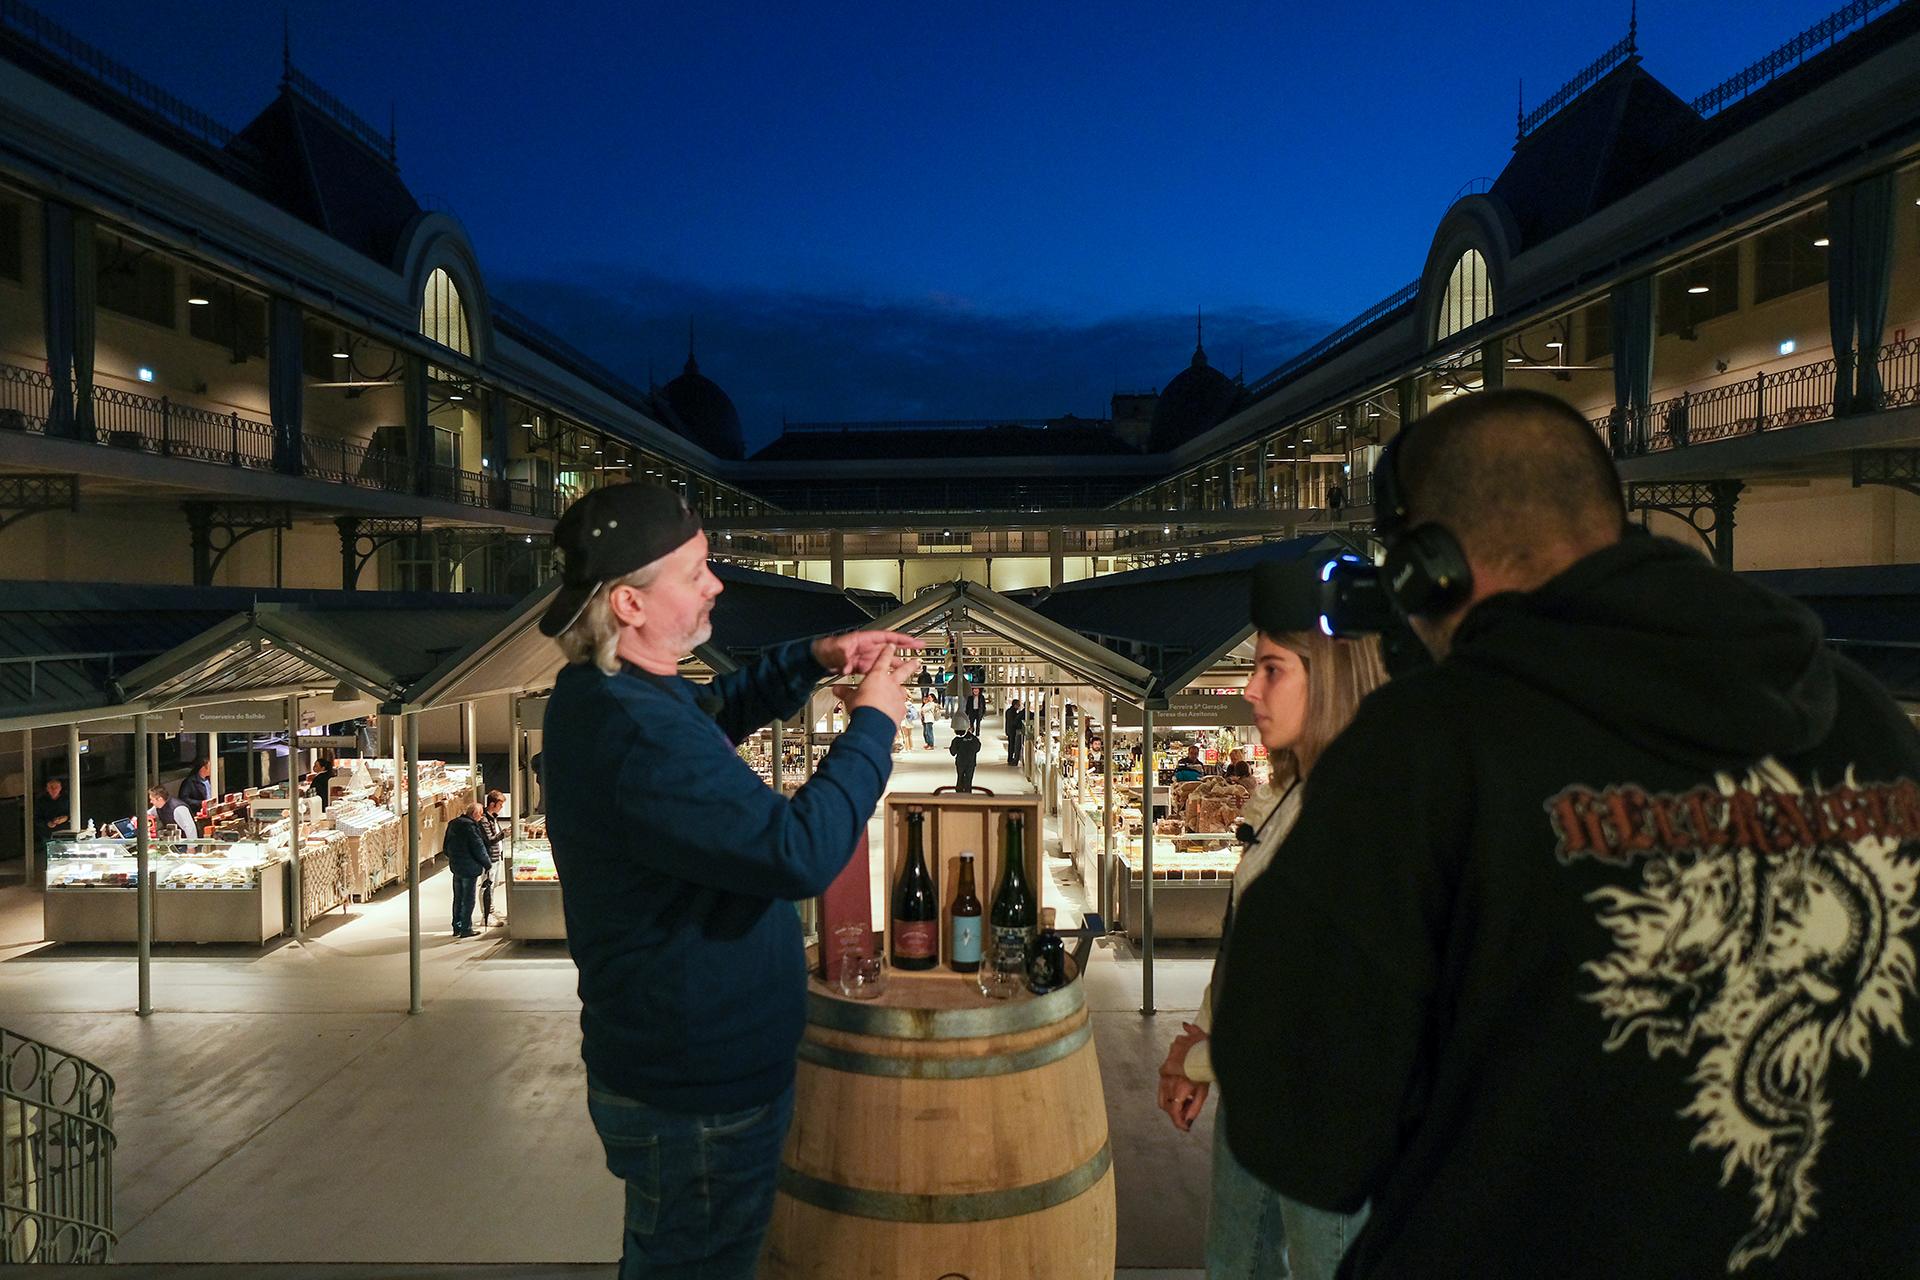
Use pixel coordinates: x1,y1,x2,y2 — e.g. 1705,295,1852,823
65,0,1837,450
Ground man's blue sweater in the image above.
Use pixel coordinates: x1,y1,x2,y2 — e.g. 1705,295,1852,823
543,640,894,1114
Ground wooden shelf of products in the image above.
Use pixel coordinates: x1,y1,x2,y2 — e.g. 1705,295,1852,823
880,793,1044,971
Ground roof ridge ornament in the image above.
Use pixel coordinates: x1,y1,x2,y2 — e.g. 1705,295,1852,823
1515,6,1642,142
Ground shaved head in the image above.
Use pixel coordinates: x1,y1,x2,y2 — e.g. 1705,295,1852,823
1397,389,1625,588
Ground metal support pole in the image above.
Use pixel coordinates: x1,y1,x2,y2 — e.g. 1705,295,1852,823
206,731,220,803
770,711,785,795
466,701,479,798
18,729,31,890
405,713,422,1015
1140,703,1155,1017
135,714,152,1017
802,692,816,780
66,722,80,829
509,697,522,899
1102,696,1115,927
287,695,304,943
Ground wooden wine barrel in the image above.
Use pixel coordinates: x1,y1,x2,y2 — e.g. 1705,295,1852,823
763,966,1114,1279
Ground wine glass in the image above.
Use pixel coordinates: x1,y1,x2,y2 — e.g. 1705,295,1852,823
835,924,886,1000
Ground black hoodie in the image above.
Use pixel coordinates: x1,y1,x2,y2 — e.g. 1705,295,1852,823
1213,536,1920,1279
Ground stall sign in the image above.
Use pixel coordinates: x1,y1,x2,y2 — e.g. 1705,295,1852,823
1115,692,1253,727
181,702,284,731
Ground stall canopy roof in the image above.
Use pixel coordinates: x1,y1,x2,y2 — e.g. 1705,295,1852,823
862,580,1154,702
0,583,513,732
1740,564,1920,702
116,599,514,713
400,561,876,705
1031,537,1354,699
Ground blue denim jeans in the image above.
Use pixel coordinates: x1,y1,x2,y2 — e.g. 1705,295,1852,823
922,720,935,747
1208,1104,1368,1280
586,1075,795,1280
450,874,477,933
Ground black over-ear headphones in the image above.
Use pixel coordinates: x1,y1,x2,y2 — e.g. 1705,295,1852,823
1372,429,1473,618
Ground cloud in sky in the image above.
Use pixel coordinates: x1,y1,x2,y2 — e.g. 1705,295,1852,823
495,268,1334,454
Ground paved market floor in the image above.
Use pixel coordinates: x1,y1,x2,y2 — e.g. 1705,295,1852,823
0,716,1214,1277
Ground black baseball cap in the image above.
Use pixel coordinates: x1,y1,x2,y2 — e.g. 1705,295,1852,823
537,483,704,637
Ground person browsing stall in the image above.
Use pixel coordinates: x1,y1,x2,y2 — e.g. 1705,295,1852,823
178,756,213,812
539,483,920,1280
442,800,491,939
147,786,197,839
33,777,69,855
478,789,506,927
1211,390,1920,1278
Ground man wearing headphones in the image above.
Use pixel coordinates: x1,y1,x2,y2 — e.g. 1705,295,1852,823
1211,389,1920,1278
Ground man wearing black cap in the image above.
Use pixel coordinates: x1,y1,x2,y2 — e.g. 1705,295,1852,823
1211,389,1920,1278
538,482,919,1280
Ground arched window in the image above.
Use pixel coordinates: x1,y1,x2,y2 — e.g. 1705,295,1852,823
420,267,471,356
1436,249,1493,342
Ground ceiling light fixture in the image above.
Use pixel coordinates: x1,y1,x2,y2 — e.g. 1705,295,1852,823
1813,237,1830,247
1507,355,1524,363
187,292,210,307
1546,341,1563,349
1687,285,1711,295
332,349,350,360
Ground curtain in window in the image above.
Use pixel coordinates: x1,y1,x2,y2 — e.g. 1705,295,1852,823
1826,174,1897,414
269,296,304,474
70,213,95,440
41,202,73,437
1609,276,1653,457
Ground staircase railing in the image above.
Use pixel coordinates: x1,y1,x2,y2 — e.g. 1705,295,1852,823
1,1027,116,1263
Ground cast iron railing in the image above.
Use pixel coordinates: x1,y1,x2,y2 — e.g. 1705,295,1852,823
0,362,52,432
2,1026,115,1263
1690,0,1901,117
0,0,246,158
300,432,413,494
91,384,278,469
1594,336,1919,454
1246,281,1420,397
1519,28,1639,138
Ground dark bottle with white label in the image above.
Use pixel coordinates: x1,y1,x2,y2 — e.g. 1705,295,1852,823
891,810,938,970
949,852,983,973
989,814,1036,974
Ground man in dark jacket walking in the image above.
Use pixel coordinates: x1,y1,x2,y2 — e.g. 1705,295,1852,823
1213,389,1920,1279
443,801,491,939
540,483,920,1280
949,726,981,792
1005,698,1024,766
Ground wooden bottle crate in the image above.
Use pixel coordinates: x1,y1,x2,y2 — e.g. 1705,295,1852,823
881,792,1043,971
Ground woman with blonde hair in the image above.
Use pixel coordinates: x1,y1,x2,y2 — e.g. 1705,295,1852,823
1157,617,1389,1279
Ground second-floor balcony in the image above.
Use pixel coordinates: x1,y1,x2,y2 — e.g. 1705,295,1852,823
0,362,562,520
1593,336,1920,457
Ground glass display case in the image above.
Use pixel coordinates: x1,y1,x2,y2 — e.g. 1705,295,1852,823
1114,833,1241,943
44,836,289,944
506,835,565,940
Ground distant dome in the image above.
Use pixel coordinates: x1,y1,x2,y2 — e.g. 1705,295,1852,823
1147,340,1241,453
659,351,744,461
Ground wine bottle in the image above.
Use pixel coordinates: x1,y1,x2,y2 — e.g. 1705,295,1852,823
1025,907,1067,994
989,814,1036,976
891,809,938,971
949,852,983,974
